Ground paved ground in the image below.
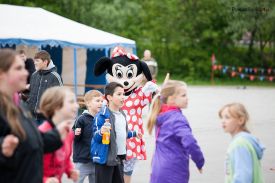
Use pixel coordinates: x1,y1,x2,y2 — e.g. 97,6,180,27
64,86,275,183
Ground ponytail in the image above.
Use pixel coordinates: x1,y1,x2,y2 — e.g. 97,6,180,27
147,80,187,135
147,94,161,135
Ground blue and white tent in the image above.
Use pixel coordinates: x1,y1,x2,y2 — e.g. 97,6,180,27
0,4,136,94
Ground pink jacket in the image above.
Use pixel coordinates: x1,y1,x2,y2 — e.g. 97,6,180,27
38,121,74,183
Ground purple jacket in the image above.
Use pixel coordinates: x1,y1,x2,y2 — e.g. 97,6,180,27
150,109,204,183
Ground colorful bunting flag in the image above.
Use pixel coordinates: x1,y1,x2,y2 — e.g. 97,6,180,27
210,55,274,82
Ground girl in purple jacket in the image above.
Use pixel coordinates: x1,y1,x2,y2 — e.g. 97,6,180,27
147,80,205,183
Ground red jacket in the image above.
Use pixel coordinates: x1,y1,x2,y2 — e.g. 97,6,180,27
39,121,74,183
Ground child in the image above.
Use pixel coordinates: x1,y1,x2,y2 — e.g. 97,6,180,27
73,90,103,183
91,82,141,183
219,103,265,183
27,50,63,125
147,80,204,183
38,86,79,183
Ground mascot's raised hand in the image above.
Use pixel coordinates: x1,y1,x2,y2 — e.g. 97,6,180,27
94,47,158,165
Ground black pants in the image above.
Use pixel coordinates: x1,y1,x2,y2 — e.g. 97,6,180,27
95,163,124,183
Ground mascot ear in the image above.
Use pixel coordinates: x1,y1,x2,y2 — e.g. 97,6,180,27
94,57,112,76
140,61,152,81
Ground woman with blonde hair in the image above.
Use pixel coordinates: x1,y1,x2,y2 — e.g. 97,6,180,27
147,80,204,183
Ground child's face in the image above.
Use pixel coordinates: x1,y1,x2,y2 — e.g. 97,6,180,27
170,86,188,109
34,58,48,71
87,96,103,114
56,91,79,121
0,56,28,93
108,86,125,109
220,107,243,136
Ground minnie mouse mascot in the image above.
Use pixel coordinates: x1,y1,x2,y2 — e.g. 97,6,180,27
94,47,158,182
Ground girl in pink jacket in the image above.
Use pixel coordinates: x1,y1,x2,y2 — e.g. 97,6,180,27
38,86,79,183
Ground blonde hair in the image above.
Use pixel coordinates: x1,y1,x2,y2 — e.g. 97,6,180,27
218,103,250,132
147,80,187,134
39,86,73,120
84,90,103,106
0,49,26,139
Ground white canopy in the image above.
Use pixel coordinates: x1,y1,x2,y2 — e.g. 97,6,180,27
0,4,136,50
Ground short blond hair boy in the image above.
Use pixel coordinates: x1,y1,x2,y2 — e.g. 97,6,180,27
73,89,103,183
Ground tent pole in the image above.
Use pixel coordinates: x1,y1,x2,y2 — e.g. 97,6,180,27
133,46,137,55
73,48,78,96
104,48,109,57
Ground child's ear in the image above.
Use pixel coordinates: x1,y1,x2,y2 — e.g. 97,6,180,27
45,59,50,66
106,95,112,102
166,95,175,105
85,101,90,107
238,117,245,126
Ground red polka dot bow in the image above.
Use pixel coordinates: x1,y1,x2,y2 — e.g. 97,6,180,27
111,46,139,60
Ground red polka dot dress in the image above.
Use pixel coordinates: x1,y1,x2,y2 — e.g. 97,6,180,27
122,87,152,160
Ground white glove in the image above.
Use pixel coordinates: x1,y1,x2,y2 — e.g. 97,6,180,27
142,81,158,95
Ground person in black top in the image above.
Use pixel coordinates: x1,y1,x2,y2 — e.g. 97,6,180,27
26,50,63,125
73,90,103,183
0,49,70,183
18,49,35,101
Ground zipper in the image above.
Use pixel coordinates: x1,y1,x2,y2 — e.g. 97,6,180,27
34,74,43,114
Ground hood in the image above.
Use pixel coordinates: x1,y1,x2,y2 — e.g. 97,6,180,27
82,110,94,117
236,132,265,160
46,59,55,70
39,59,57,74
98,105,111,118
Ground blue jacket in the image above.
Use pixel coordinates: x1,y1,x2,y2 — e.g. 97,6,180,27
225,132,265,183
91,106,136,166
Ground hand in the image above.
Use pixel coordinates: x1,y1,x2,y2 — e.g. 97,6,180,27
70,169,79,182
74,128,81,136
142,81,158,94
198,168,203,174
45,177,59,183
270,168,275,171
100,126,110,135
1,134,19,157
56,120,73,140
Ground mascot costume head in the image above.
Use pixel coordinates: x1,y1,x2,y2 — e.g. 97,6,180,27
94,47,154,96
93,47,158,161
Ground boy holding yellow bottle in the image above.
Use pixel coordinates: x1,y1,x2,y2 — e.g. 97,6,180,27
91,82,141,183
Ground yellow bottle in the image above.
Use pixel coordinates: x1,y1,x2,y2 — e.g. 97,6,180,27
102,119,111,145
102,131,110,144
